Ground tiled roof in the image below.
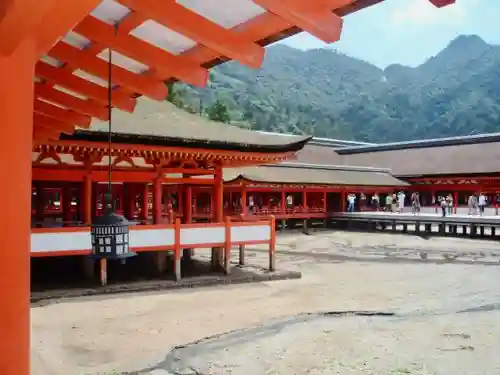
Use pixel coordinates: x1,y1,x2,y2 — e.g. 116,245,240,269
69,98,310,152
224,163,408,186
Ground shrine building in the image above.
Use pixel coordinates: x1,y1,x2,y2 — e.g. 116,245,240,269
0,0,456,373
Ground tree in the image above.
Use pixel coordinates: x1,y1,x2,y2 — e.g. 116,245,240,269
207,100,231,123
166,82,186,109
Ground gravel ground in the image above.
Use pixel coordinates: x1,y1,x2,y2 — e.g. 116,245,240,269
31,231,500,375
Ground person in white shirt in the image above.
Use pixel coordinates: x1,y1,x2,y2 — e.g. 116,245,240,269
347,193,356,212
248,195,255,213
286,194,294,210
478,193,487,216
397,191,405,213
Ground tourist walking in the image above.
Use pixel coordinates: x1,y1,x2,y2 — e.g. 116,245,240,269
347,193,356,213
468,194,477,215
440,197,447,217
371,193,380,211
411,192,420,215
391,193,397,213
397,191,406,213
478,193,487,216
446,194,454,215
385,194,393,212
360,193,366,211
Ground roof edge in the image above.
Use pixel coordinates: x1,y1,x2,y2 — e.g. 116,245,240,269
336,132,500,155
62,131,312,154
277,162,393,173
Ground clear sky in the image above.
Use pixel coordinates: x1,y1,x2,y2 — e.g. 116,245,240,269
279,0,500,68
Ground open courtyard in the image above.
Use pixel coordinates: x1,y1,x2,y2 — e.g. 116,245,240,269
31,230,500,375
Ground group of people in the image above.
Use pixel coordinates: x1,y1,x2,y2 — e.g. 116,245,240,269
436,194,454,217
346,191,492,217
347,191,420,214
466,193,488,216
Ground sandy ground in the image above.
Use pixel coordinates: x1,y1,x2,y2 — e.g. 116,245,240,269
31,231,500,375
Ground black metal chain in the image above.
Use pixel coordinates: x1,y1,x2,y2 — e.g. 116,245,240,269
106,24,119,210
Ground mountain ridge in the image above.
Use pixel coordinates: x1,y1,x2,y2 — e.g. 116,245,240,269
179,34,500,143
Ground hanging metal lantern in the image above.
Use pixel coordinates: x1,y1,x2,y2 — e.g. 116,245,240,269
90,34,135,262
91,193,136,261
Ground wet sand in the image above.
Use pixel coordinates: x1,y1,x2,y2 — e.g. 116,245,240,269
31,231,500,375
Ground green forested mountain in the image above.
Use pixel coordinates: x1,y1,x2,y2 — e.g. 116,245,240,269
176,35,500,143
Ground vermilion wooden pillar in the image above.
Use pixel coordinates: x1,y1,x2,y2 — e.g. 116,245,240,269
82,174,92,224
214,168,224,222
142,183,149,223
280,191,286,214
340,190,346,212
241,184,247,215
184,185,192,223
0,38,36,375
153,178,162,224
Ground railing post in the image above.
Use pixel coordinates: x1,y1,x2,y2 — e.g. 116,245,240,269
224,216,232,275
269,215,276,271
99,258,107,286
174,218,181,281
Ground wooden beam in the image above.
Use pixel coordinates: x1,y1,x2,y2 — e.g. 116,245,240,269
35,0,101,56
35,83,108,120
74,16,208,87
32,168,86,182
34,99,91,128
49,42,169,100
36,61,136,112
34,113,75,133
428,0,455,7
33,124,62,140
0,0,52,56
117,0,264,69
252,0,346,43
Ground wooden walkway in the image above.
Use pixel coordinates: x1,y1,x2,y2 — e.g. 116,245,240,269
329,212,500,239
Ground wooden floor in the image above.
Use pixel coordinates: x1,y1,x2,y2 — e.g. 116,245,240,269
335,211,500,223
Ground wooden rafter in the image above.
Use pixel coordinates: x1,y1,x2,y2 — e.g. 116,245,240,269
252,0,350,43
117,0,265,69
34,0,101,56
74,16,208,87
34,113,75,134
36,61,136,112
49,42,168,100
428,0,456,7
34,99,91,128
35,83,108,120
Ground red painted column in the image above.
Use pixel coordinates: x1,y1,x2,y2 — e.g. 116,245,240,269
340,190,346,212
453,191,458,214
82,174,92,225
153,178,162,224
142,183,149,223
323,191,327,213
302,191,308,211
214,168,224,222
184,186,192,224
241,184,248,215
280,190,286,214
124,183,135,220
0,38,36,375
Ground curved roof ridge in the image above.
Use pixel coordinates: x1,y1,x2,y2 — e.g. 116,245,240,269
276,162,393,173
337,132,500,155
